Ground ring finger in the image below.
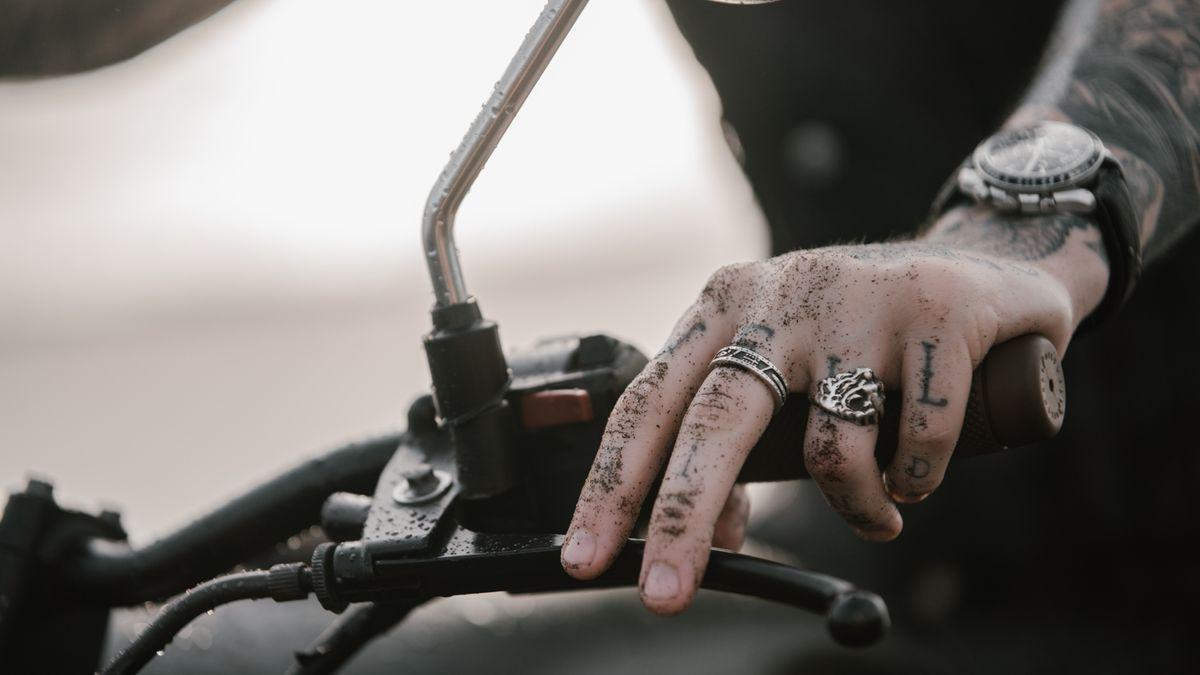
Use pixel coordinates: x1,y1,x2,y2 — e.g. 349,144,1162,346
803,351,902,541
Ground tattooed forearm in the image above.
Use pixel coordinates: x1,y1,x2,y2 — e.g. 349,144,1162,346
935,210,1104,263
1019,0,1200,262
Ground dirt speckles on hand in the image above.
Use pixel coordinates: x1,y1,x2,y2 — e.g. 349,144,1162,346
655,524,687,538
803,414,848,483
662,320,706,357
701,265,744,314
907,410,930,434
587,444,624,495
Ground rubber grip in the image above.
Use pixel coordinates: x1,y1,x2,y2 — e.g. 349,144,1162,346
737,334,1065,482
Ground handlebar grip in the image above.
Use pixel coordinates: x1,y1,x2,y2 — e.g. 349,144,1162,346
737,334,1065,482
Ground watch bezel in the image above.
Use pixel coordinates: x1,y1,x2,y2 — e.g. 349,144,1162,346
973,122,1105,194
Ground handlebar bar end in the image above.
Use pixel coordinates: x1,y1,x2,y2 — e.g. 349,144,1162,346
827,590,889,648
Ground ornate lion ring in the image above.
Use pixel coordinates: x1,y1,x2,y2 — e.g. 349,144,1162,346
708,345,789,411
811,367,886,425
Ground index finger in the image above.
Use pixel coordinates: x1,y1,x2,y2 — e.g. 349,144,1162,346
561,303,730,580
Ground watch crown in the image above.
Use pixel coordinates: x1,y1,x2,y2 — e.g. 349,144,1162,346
957,167,989,200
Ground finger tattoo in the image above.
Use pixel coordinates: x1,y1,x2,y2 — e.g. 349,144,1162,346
903,456,931,479
917,341,949,407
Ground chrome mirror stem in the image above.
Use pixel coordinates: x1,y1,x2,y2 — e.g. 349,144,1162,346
422,0,590,307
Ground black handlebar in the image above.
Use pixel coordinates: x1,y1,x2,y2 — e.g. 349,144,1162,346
62,434,400,605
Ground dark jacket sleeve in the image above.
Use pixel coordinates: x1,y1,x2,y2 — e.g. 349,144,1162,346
0,0,235,78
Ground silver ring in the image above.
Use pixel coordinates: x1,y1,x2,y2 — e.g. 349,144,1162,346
811,368,885,425
708,345,789,411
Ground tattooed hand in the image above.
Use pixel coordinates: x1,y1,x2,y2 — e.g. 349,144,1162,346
560,205,1109,615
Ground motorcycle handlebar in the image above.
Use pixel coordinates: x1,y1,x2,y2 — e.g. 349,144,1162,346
59,335,1063,604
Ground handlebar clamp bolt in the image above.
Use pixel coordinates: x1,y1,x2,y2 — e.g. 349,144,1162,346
393,463,453,505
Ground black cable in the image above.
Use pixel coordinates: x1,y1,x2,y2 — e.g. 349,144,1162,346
66,433,401,604
289,600,424,675
101,570,274,675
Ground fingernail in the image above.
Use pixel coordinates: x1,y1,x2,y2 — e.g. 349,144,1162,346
882,473,903,501
642,561,680,601
561,530,596,569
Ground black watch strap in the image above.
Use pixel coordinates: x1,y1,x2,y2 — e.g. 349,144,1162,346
1078,160,1142,330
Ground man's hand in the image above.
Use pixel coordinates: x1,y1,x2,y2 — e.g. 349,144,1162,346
560,206,1109,615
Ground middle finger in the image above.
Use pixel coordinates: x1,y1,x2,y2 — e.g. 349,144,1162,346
639,339,801,614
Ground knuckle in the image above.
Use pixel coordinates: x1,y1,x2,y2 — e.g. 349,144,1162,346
959,308,999,367
913,256,974,288
699,262,756,315
908,261,989,314
803,422,848,483
651,487,702,540
610,360,671,423
776,249,821,275
731,320,780,352
679,374,742,437
900,413,959,450
825,491,892,533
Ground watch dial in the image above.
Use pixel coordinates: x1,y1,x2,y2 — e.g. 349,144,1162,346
974,121,1103,191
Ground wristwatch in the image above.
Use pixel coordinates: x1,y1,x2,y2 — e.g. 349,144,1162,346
929,121,1142,328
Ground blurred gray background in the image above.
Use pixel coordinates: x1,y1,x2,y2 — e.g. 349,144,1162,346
0,0,767,539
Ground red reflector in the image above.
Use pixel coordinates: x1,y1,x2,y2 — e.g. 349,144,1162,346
520,389,595,429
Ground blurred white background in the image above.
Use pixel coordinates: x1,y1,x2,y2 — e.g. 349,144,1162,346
0,0,766,538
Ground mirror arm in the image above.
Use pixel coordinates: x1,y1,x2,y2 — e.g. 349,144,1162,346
421,0,590,307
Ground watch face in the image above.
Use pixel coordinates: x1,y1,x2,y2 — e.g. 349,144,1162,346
974,121,1104,192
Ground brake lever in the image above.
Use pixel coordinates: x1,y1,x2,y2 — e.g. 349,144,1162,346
310,528,889,648
305,431,889,650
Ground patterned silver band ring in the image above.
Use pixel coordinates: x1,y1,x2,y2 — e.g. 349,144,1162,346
810,367,886,426
708,345,789,411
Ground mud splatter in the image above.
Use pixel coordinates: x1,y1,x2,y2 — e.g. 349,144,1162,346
804,414,847,483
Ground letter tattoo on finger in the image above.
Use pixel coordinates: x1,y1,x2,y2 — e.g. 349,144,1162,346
904,456,931,479
734,323,777,351
826,355,843,378
917,341,949,407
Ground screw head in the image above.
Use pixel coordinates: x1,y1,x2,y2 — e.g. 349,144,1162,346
401,464,437,488
392,464,452,505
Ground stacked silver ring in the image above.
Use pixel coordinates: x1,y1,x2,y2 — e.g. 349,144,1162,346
709,345,789,411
